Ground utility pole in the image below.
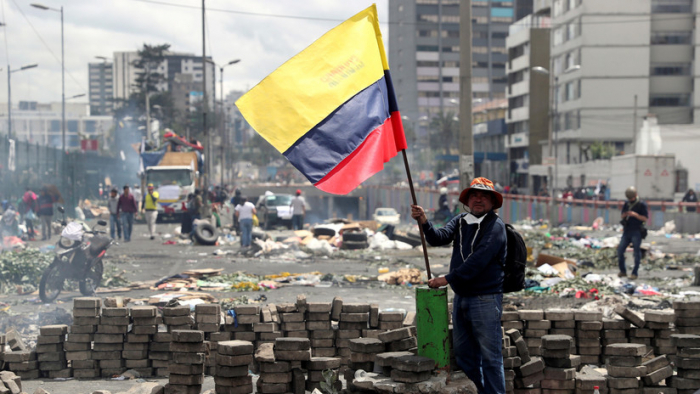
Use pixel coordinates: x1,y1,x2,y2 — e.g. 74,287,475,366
633,94,638,153
459,0,474,190
201,0,210,208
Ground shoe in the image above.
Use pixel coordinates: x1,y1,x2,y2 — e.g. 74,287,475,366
617,272,627,277
629,274,638,280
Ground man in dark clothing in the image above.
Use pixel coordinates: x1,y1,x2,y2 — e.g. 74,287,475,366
36,188,56,241
411,177,507,394
618,186,648,280
230,189,243,234
117,185,138,242
682,189,698,212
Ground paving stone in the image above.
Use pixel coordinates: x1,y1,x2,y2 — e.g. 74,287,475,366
504,357,522,369
170,330,205,343
39,325,68,336
391,369,432,383
374,351,414,367
641,365,673,386
545,309,575,321
274,338,310,351
73,297,101,308
606,344,646,357
391,355,435,372
387,336,417,352
607,377,641,389
217,340,254,356
349,338,385,353
370,304,380,328
378,327,413,343
643,311,675,323
516,371,545,388
613,306,645,328
639,388,676,394
673,300,700,310
542,379,576,390
542,348,571,358
606,365,646,378
578,321,603,331
544,355,581,369
331,297,343,321
514,338,532,363
517,357,545,377
671,334,700,348
553,320,576,329
574,311,603,321
519,310,544,320
341,303,370,313
304,356,341,370
306,302,332,313
641,355,669,372
668,377,700,390
502,311,521,321
603,319,630,330
674,357,700,369
274,350,311,361
544,367,576,380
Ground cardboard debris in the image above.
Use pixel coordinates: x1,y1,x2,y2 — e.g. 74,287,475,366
378,268,425,285
182,268,224,277
147,291,217,305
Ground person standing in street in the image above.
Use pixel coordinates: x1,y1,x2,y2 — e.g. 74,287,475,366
618,186,648,280
22,186,37,240
290,189,306,230
235,196,256,248
142,183,159,240
682,189,698,212
108,188,121,240
36,187,56,241
230,189,243,234
411,177,507,394
132,183,142,212
117,185,138,242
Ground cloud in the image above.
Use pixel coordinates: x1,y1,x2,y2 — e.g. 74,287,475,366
0,0,388,105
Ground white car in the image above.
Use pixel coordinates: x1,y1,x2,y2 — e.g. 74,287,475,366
373,208,401,225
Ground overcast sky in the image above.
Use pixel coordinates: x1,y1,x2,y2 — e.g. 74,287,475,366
0,0,389,106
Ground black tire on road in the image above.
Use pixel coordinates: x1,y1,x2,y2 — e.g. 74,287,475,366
79,259,104,296
194,223,218,245
40,257,65,303
342,232,368,242
314,228,337,238
341,240,369,250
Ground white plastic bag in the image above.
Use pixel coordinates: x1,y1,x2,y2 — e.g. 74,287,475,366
61,221,84,241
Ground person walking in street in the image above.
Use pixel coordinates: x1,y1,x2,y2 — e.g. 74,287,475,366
132,183,142,212
411,177,507,394
21,186,37,240
36,187,56,241
290,189,306,230
235,196,256,248
108,188,121,240
618,186,648,280
230,189,243,234
117,185,138,242
142,183,159,240
682,189,698,212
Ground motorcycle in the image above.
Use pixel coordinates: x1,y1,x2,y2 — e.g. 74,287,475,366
39,206,114,303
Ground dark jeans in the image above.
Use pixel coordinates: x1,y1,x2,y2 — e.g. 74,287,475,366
240,218,253,247
110,213,121,239
121,212,134,241
292,214,304,230
25,218,35,238
618,230,642,275
453,293,505,394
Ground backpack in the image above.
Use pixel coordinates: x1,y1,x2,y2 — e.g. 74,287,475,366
503,224,527,293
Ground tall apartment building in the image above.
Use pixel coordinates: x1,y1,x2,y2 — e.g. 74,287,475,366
389,0,531,130
112,51,215,109
505,1,551,190
89,61,114,116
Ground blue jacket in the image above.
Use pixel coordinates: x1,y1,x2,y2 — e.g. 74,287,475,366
422,210,506,296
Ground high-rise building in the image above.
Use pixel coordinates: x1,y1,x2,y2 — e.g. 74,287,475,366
89,61,114,116
388,0,531,127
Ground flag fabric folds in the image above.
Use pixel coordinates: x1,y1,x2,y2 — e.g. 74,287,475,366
236,4,407,195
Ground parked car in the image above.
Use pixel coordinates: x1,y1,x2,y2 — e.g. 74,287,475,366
256,193,294,229
373,207,401,225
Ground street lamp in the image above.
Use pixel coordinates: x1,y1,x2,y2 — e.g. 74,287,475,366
532,64,581,199
67,93,85,100
7,64,38,140
31,3,65,152
207,58,241,186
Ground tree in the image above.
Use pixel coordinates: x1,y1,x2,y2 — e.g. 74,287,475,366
429,111,459,155
247,134,281,166
590,141,615,160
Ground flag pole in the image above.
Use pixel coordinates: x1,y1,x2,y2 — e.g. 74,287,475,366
401,149,432,280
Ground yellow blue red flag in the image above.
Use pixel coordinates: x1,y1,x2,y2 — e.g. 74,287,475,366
236,4,407,194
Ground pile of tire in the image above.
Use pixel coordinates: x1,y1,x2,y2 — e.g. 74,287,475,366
193,223,219,246
341,231,369,250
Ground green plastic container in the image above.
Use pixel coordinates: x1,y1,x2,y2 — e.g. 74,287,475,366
415,286,450,368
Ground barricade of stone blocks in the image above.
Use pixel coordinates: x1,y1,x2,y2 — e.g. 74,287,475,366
256,342,293,394
214,340,253,394
5,350,39,380
306,357,342,392
95,306,129,378
166,330,206,394
195,303,221,334
673,300,700,336
541,334,576,394
68,297,101,379
390,355,435,384
348,337,385,372
163,305,194,332
669,333,700,394
150,332,172,377
305,302,334,358
255,305,282,350
605,343,646,394
520,310,546,357
575,310,603,365
644,311,675,356
37,324,69,378
602,319,630,348
125,305,157,377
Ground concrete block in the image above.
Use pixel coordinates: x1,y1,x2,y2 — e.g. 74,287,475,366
391,369,432,383
642,365,673,385
370,304,379,328
606,344,646,357
543,367,576,380
275,338,310,351
545,310,575,321
577,321,603,331
671,334,700,348
349,338,385,354
606,365,646,378
378,327,413,343
331,297,343,321
541,380,576,390
542,335,574,350
607,377,640,389
614,306,645,328
574,311,603,321
307,302,332,313
171,330,204,343
218,340,254,356
603,319,630,330
544,355,581,369
517,357,545,377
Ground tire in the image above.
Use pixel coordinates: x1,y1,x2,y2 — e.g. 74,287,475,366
342,232,368,242
79,259,104,296
40,257,66,303
194,223,218,245
252,231,269,241
341,240,369,250
314,228,337,237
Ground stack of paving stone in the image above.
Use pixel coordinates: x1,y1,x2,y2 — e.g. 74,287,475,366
602,319,630,349
5,350,39,380
502,310,524,332
150,332,172,377
378,327,417,355
374,351,414,377
640,355,673,393
575,310,604,365
605,343,646,394
274,337,310,394
215,340,254,394
167,330,206,394
306,302,335,358
228,305,256,343
515,356,545,391
575,374,606,394
207,331,232,376
547,310,576,339
378,311,404,331
278,303,307,339
125,306,158,377
195,303,222,334
255,305,282,348
644,311,675,356
348,337,385,372
306,357,342,392
37,325,69,378
338,303,370,364
541,335,576,394
673,300,700,335
256,343,294,394
614,306,649,351
163,305,194,332
506,328,531,368
502,328,518,394
95,306,129,377
67,297,101,378
521,310,547,356
669,333,700,394
390,355,435,384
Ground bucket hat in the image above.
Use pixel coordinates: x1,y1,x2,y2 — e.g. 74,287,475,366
458,177,503,209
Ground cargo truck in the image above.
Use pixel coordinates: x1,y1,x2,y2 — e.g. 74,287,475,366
610,154,675,201
143,151,200,219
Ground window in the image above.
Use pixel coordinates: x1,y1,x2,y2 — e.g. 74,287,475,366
651,31,692,44
652,0,692,13
649,94,691,106
553,26,564,46
650,63,692,75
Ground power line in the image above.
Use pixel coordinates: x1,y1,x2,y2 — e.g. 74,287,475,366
9,0,86,94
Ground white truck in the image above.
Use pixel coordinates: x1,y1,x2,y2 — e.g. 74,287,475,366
610,154,675,201
144,151,200,219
